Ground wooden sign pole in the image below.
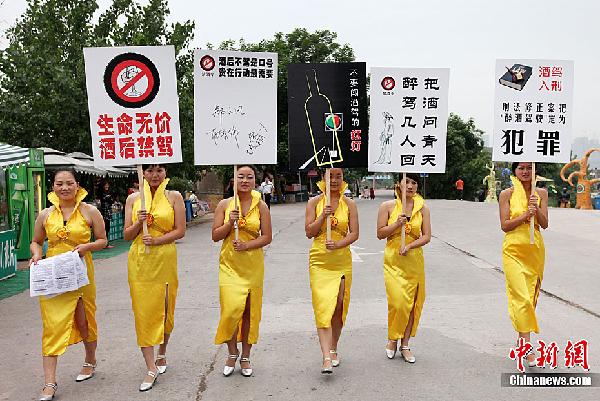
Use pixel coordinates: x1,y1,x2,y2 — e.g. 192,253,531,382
233,165,239,241
530,162,536,245
326,167,331,241
136,165,150,254
401,172,407,251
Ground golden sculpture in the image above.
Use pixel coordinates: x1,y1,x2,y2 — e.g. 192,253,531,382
560,148,600,209
482,163,498,203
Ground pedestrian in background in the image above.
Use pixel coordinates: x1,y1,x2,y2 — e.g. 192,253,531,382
123,164,186,391
376,173,431,363
455,177,464,200
260,175,273,209
499,162,548,367
305,168,359,374
212,165,272,378
559,187,570,208
30,168,107,401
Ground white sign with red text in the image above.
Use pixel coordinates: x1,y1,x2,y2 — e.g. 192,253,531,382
84,45,182,166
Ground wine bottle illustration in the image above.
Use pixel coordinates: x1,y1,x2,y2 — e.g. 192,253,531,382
304,70,343,167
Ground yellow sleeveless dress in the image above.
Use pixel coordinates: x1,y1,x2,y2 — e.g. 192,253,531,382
309,181,352,328
39,188,97,356
383,194,426,340
502,176,545,333
128,178,178,347
215,190,264,344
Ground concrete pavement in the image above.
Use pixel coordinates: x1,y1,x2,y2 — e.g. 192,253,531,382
0,191,598,400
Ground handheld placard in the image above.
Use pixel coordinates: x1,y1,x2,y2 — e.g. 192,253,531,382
137,165,150,254
233,165,239,241
401,172,407,251
530,162,536,244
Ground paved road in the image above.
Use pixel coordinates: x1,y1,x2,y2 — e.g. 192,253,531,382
1,192,598,401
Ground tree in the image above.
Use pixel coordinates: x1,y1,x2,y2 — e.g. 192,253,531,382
424,114,491,200
0,0,195,177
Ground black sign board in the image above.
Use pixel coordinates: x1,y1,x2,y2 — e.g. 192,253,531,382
287,62,368,171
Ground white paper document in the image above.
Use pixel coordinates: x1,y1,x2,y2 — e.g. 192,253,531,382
30,251,89,297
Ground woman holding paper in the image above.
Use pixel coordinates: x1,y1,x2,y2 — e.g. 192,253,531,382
499,162,548,367
123,164,186,391
212,165,272,377
377,173,431,363
305,168,359,374
30,168,107,401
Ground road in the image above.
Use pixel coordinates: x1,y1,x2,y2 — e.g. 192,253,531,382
1,191,598,400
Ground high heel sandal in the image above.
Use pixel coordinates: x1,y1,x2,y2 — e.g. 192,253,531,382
223,354,239,377
75,362,97,382
39,383,57,401
386,340,398,359
240,357,253,377
400,346,416,363
321,357,333,374
155,354,167,374
524,349,537,368
330,349,340,367
139,370,158,392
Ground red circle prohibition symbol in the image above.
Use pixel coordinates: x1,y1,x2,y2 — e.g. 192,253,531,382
200,55,215,71
111,60,155,102
103,53,160,108
381,76,395,90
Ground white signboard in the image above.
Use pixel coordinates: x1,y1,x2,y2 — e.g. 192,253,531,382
493,59,573,163
194,50,278,165
368,68,449,173
84,46,182,166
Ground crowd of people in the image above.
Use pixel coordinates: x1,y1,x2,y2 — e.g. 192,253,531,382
29,162,547,400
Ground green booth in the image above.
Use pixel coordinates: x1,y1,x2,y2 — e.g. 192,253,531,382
1,144,45,279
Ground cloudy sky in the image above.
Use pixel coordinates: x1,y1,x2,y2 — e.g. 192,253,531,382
2,0,600,144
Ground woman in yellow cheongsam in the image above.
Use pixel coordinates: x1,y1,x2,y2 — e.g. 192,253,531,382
377,173,431,364
212,165,272,377
305,168,359,374
30,169,107,401
499,162,548,367
124,164,186,391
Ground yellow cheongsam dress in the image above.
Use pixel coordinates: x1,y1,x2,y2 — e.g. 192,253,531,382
383,193,426,340
128,178,178,347
39,188,97,356
309,181,352,329
502,176,545,333
215,190,264,344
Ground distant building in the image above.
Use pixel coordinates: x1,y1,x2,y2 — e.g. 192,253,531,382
572,137,600,168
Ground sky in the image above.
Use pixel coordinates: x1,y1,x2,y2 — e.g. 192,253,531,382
2,0,600,144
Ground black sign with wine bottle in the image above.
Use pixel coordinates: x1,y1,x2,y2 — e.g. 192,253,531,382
287,63,368,171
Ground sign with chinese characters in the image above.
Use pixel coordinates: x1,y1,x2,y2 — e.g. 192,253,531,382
493,59,574,163
84,46,182,166
287,62,368,171
194,50,278,165
368,68,449,173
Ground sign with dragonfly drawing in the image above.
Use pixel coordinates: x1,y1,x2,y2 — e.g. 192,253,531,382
368,67,449,173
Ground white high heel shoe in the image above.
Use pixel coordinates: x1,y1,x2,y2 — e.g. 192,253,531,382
139,370,158,392
330,350,340,367
240,357,253,377
75,362,97,382
321,357,333,374
39,383,57,401
223,354,239,377
524,349,537,368
400,346,416,363
386,341,397,359
156,354,167,374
